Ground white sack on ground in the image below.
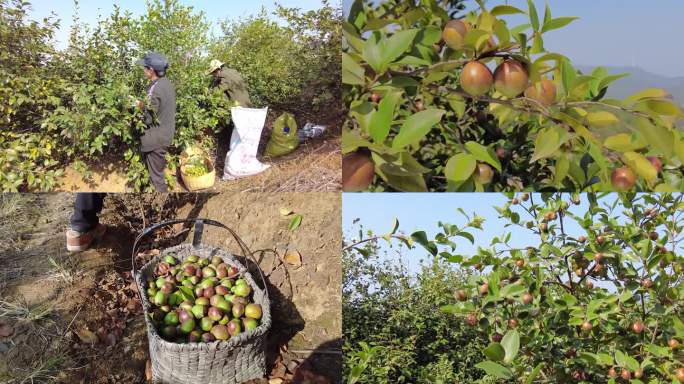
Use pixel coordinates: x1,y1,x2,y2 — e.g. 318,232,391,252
222,107,271,180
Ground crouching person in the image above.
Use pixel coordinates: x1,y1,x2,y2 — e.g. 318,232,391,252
135,52,176,192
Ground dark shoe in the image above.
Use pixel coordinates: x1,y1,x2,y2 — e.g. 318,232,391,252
66,223,106,252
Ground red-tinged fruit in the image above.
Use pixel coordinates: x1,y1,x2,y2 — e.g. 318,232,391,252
521,293,533,305
442,19,469,50
460,61,493,96
632,321,645,334
494,60,529,98
343,151,375,192
611,167,636,191
474,163,494,185
524,79,557,106
465,313,478,326
647,156,662,173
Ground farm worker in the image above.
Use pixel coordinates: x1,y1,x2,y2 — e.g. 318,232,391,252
134,52,176,192
207,59,252,107
66,193,106,252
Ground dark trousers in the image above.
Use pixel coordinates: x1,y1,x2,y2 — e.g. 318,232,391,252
143,149,168,192
70,193,106,232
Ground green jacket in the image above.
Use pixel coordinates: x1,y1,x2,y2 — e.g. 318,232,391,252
212,67,251,107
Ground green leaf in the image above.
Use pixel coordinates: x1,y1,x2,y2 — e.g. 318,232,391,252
483,343,505,362
392,109,445,149
475,361,513,379
491,5,525,16
380,29,419,71
369,91,401,142
624,88,670,105
362,35,384,73
622,151,658,183
531,126,566,162
525,363,544,384
465,141,502,171
500,283,525,299
501,330,520,363
638,99,682,116
455,231,475,244
541,17,578,33
529,34,544,54
373,152,428,192
527,0,539,31
411,231,437,256
493,20,510,46
464,29,492,51
587,111,619,127
604,133,647,152
445,153,477,182
342,52,365,85
560,58,576,96
288,214,303,231
390,217,399,235
634,117,674,158
597,73,629,90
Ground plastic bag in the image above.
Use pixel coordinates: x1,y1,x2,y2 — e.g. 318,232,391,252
222,107,271,180
265,112,299,157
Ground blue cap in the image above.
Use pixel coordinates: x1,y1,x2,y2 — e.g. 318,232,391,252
135,52,168,72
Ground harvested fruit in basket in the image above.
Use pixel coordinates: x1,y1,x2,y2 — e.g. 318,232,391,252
144,254,263,343
183,156,211,176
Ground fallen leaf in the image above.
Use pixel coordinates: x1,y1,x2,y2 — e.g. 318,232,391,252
75,328,98,344
282,249,302,267
268,379,283,384
0,324,14,337
145,359,152,382
279,207,293,216
288,214,303,231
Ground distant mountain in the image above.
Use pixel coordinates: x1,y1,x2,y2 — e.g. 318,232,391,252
576,65,684,107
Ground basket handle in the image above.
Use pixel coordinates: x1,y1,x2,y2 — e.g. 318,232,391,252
131,218,269,302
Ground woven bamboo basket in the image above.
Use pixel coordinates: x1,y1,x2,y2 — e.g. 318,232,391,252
180,157,216,191
132,219,271,384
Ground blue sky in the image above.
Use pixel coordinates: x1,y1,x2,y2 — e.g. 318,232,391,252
28,0,326,49
343,193,591,273
343,0,684,77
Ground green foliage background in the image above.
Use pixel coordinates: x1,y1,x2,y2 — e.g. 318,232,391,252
343,235,493,383
0,0,341,191
344,193,684,383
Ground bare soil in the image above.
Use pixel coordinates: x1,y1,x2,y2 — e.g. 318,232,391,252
0,193,341,384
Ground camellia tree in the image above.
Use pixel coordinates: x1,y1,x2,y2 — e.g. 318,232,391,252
342,0,684,192
345,193,684,383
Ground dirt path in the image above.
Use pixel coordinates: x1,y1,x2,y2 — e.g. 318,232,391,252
0,193,341,384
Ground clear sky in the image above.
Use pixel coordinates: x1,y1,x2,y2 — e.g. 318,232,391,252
343,0,684,78
27,0,327,49
343,193,592,273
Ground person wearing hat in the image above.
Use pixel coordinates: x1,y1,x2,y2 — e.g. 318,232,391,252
207,59,251,107
134,52,176,192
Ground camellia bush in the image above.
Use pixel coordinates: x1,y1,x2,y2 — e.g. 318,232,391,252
344,193,684,383
0,0,341,192
342,0,684,192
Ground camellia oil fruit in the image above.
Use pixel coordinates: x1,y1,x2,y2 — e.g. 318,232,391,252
494,60,529,98
460,61,493,96
442,19,469,50
611,167,636,191
342,150,374,192
524,79,557,106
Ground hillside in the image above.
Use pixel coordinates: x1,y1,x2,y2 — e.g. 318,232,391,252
577,65,684,106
